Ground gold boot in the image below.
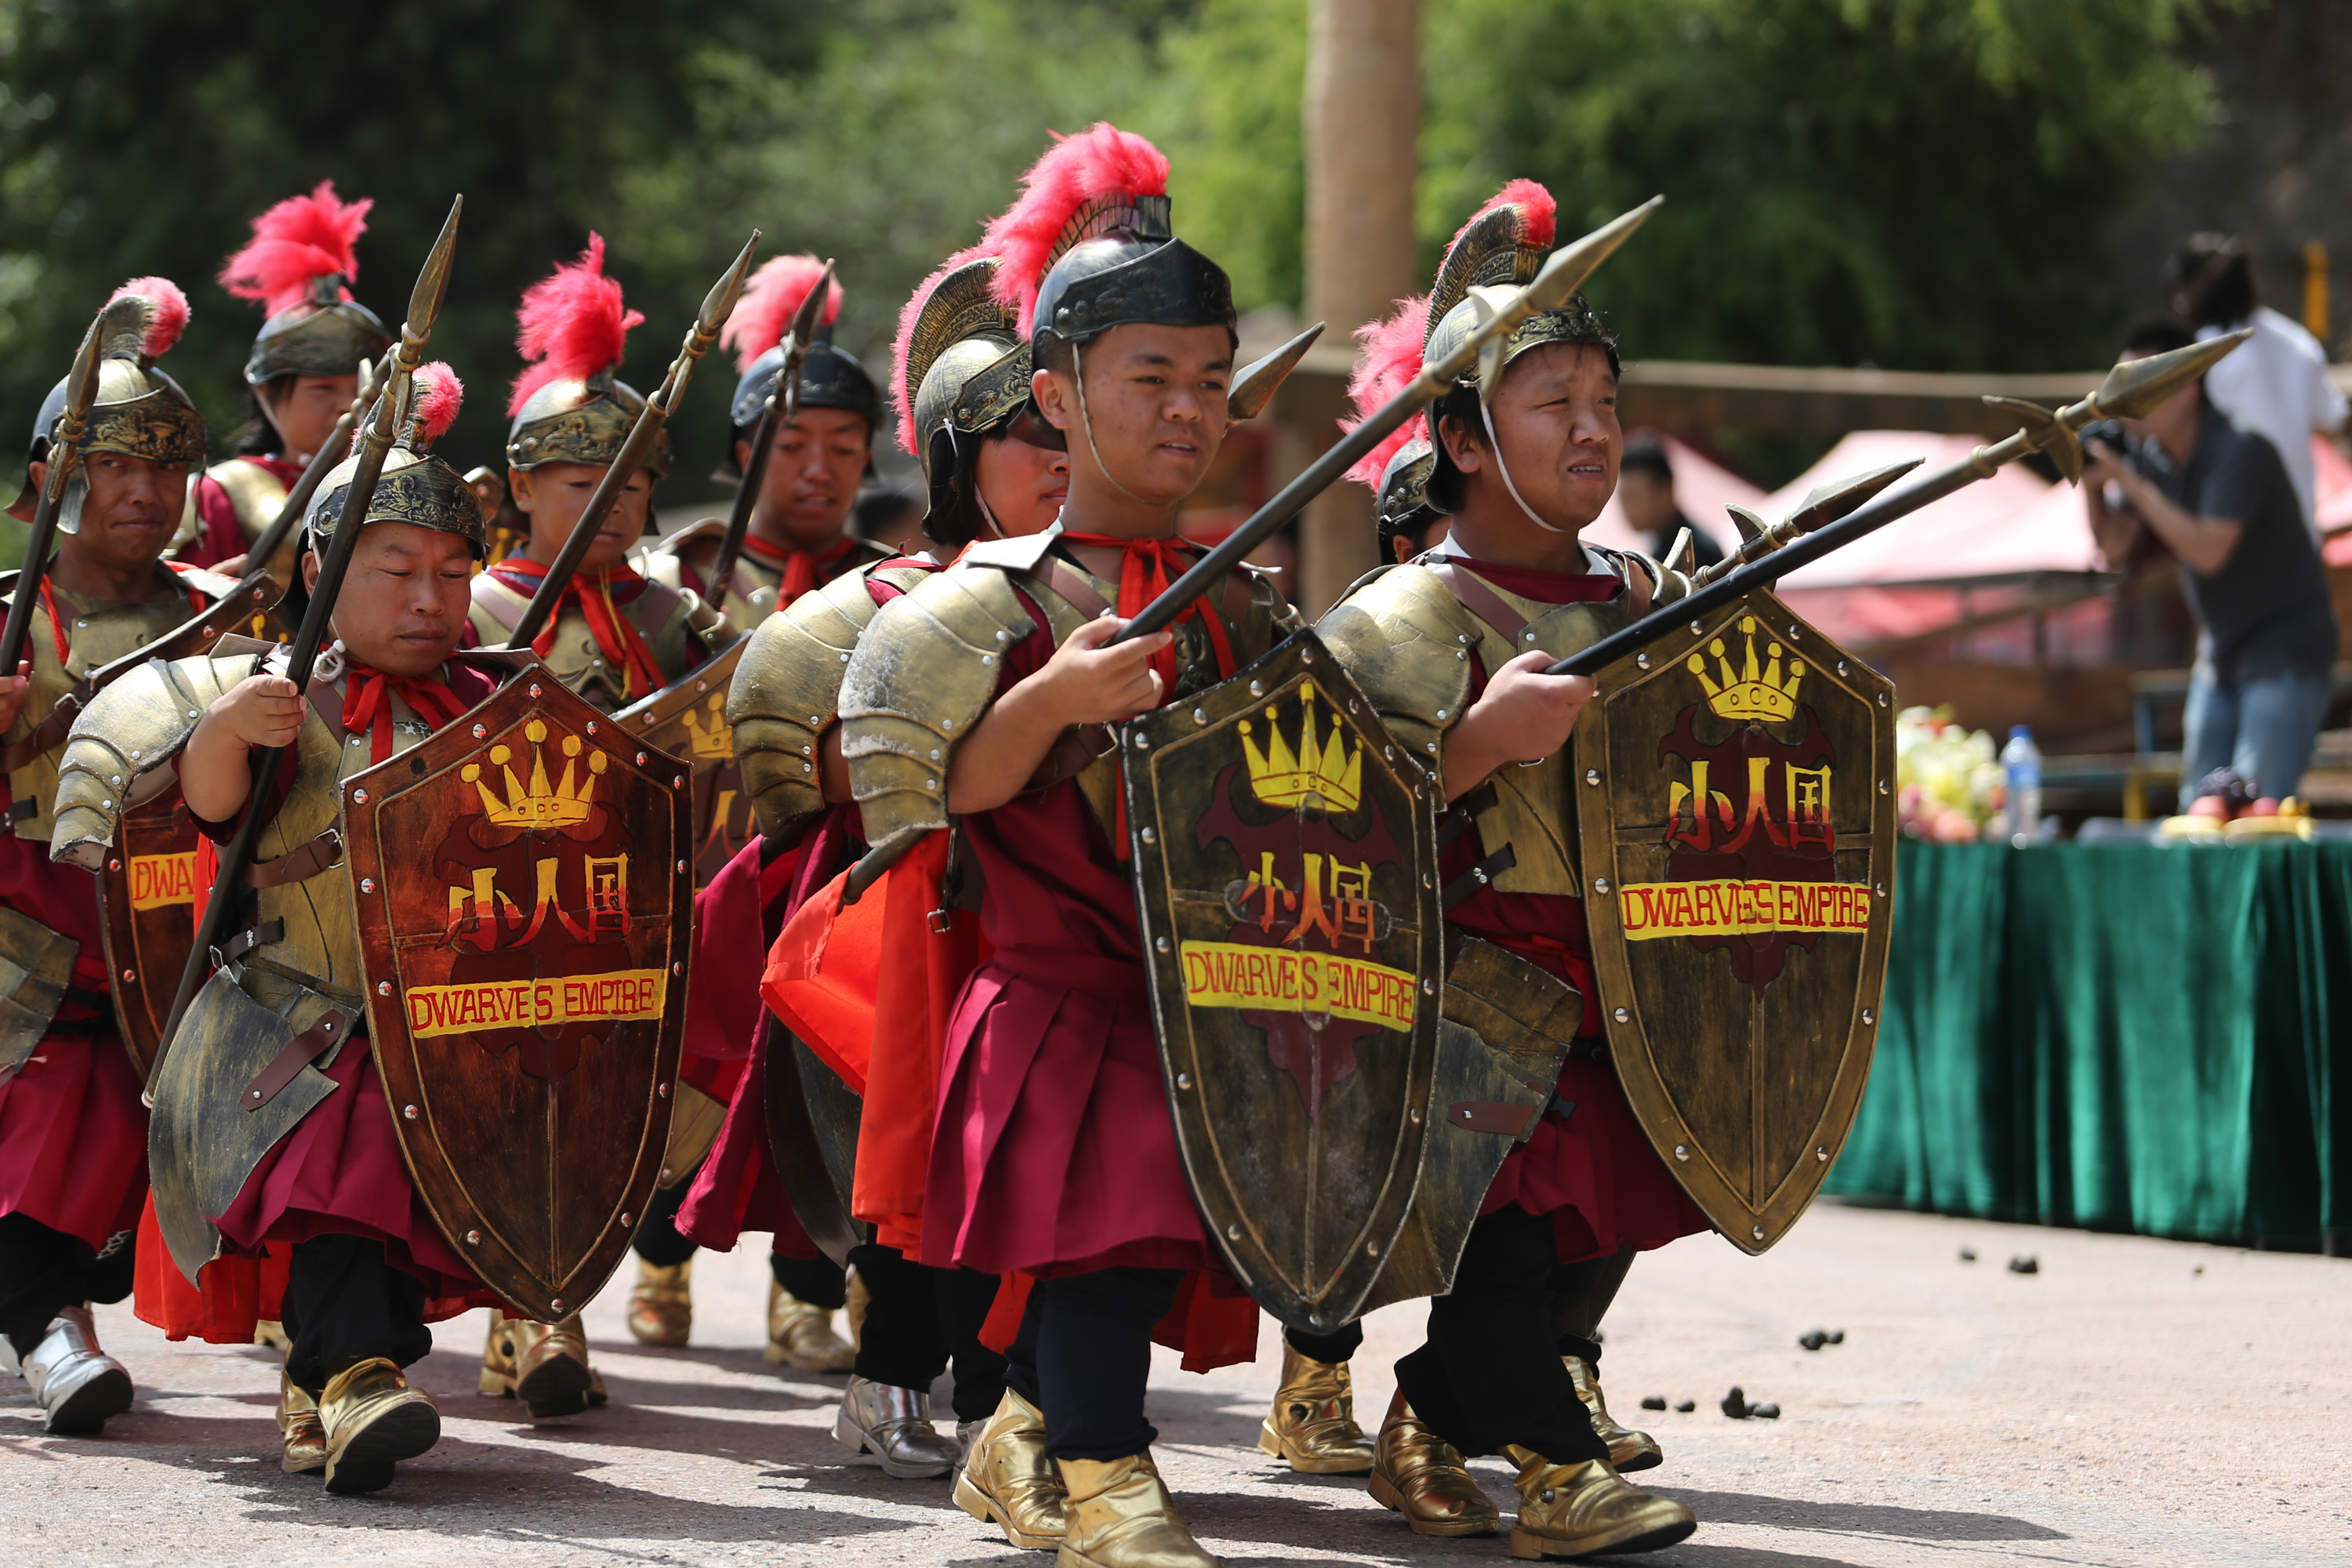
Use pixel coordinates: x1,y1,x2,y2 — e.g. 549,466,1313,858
1501,1446,1694,1560
319,1357,439,1495
1257,1344,1375,1474
845,1265,870,1349
277,1370,328,1475
479,1313,594,1419
1367,1388,1498,1537
1566,1355,1661,1473
953,1387,1067,1548
253,1319,292,1352
627,1258,693,1348
764,1278,855,1371
1054,1452,1218,1568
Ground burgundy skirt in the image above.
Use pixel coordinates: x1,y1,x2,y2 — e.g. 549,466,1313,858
924,948,1208,1279
677,1024,820,1260
1480,1052,1710,1261
211,1036,482,1299
0,1033,147,1250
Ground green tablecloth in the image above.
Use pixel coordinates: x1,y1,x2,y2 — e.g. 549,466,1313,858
1823,837,2351,1253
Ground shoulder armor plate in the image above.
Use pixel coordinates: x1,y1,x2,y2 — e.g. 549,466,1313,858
839,564,1036,856
53,651,259,869
729,568,891,837
1316,564,1481,771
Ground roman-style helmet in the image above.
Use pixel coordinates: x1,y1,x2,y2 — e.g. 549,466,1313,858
31,278,210,531
1419,179,1616,515
505,234,669,482
993,123,1235,359
307,361,485,555
218,182,395,386
718,255,878,477
889,245,1032,545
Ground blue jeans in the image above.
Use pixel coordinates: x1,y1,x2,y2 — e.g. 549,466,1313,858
2182,666,2334,799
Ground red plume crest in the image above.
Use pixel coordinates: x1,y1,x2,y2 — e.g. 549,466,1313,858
410,362,463,446
108,277,191,360
887,244,995,456
1342,295,1432,488
982,123,1170,332
219,181,373,316
722,255,844,375
508,234,644,418
1457,177,1556,256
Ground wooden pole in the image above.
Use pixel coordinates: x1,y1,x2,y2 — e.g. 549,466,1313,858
1298,0,1421,619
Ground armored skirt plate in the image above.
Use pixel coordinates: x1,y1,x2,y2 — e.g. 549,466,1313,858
1120,630,1442,1334
1573,589,1896,1253
341,662,695,1320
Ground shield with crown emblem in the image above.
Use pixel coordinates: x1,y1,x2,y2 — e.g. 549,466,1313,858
1574,591,1895,1254
1122,631,1442,1334
342,667,695,1319
612,633,755,886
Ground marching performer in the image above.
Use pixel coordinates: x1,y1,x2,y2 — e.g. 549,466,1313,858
646,256,893,624
178,182,394,586
0,279,245,1435
1318,180,1703,1558
53,365,495,1491
838,124,1290,1568
673,234,1075,1480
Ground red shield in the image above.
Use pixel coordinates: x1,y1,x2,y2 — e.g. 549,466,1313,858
612,633,754,885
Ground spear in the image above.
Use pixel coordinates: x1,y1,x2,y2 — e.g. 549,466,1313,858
704,257,832,610
1537,332,2249,682
0,310,106,677
836,198,1664,902
148,195,466,1093
501,232,762,652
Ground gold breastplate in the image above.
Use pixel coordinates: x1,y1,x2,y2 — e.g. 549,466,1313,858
467,572,713,713
206,458,299,587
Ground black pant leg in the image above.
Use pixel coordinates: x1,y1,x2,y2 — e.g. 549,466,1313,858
1034,1266,1185,1462
1003,1280,1044,1408
847,1243,950,1390
771,1250,848,1310
280,1235,431,1395
630,1163,699,1268
1391,1207,1604,1464
932,1266,1006,1422
1285,1318,1363,1363
1548,1246,1634,1357
0,1213,131,1359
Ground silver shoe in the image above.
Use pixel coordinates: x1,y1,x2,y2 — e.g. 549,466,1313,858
957,1417,985,1457
23,1307,133,1435
830,1374,960,1478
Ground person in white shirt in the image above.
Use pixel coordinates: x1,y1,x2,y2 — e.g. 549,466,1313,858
2166,233,2347,537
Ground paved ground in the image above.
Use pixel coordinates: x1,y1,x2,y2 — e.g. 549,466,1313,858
3,1203,2346,1566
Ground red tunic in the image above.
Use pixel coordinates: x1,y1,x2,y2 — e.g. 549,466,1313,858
176,461,298,570
923,595,1211,1280
1440,557,1710,1262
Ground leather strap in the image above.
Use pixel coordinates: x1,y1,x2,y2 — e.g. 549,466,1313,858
0,695,85,775
304,677,349,744
5,796,34,825
1436,783,1498,851
241,1008,352,1112
1441,844,1519,912
212,919,284,967
1428,555,1650,655
1032,558,1111,622
1446,1101,1535,1137
247,829,343,889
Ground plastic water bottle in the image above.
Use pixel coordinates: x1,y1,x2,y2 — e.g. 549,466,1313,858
2001,726,2042,848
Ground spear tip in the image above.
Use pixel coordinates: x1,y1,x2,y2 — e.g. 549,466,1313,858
1526,194,1664,312
699,230,764,336
405,195,465,334
2093,328,2252,421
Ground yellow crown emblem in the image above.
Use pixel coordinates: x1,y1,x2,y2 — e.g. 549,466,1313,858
1686,615,1802,724
681,691,731,760
1240,681,1363,813
463,718,608,829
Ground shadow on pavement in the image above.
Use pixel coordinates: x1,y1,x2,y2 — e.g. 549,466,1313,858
1657,1489,2067,1542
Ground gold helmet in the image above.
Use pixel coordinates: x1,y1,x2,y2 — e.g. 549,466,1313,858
218,182,394,386
504,234,670,482
307,361,485,555
31,277,209,532
889,252,1033,544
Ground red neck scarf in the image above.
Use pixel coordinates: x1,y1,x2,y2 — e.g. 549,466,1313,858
488,557,666,699
1058,532,1238,694
340,662,472,765
741,533,858,608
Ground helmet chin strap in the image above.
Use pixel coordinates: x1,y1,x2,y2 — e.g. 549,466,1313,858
1073,351,1149,505
1478,394,1569,534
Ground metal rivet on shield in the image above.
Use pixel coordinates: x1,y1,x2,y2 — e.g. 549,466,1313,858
529,684,543,699
1585,769,1600,786
403,1104,419,1120
658,1083,671,1099
1878,691,1889,706
1636,653,1650,670
1421,978,1435,995
676,860,686,873
1133,735,1149,750
1817,1145,1830,1163
1140,827,1156,844
637,752,649,764
108,858,121,871
1366,1241,1381,1258
122,968,135,982
1861,1008,1875,1025
1788,625,1802,640
674,775,686,789
1875,882,1887,898
642,712,655,724
673,962,683,976
350,788,367,804
620,1213,634,1228
586,720,598,735
1301,648,1314,664
1690,620,1704,635
1226,1224,1240,1240
378,982,392,996
1594,877,1611,894
1156,937,1170,953
1837,660,1850,677
1753,1225,1767,1241
550,1298,565,1313
1675,1144,1690,1161
1614,1007,1629,1023
1192,709,1207,725
465,1230,481,1245
1249,681,1263,697
695,680,707,695
1879,779,1889,795
360,878,376,893
1409,1107,1421,1124
1176,1073,1192,1091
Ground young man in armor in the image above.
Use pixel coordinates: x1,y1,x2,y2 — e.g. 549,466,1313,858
0,278,249,1436
644,257,895,626
1318,180,1707,1560
54,365,494,1494
837,125,1309,1568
